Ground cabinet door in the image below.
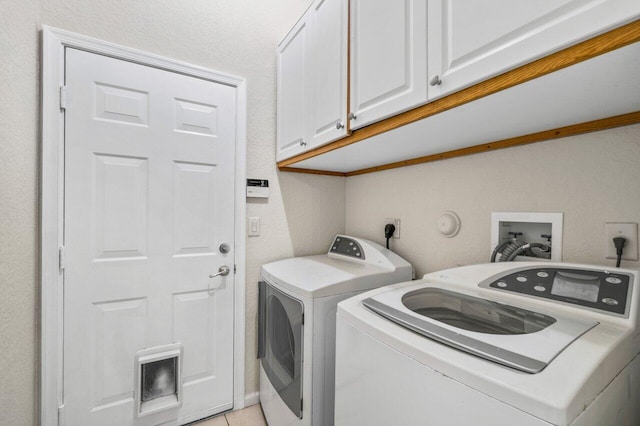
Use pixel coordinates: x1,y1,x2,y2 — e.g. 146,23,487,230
349,0,428,130
427,0,640,99
308,0,349,147
277,16,310,162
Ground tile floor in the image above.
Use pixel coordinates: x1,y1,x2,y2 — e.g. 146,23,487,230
192,404,267,426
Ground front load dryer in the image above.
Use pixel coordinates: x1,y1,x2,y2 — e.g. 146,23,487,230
335,262,640,426
258,235,412,426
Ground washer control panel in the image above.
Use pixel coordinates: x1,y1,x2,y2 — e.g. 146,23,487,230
485,268,631,315
329,236,365,260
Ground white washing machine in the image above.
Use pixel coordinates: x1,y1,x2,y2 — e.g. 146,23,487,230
258,235,412,426
335,262,640,426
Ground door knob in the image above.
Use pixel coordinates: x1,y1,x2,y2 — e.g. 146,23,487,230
348,112,357,120
336,121,345,129
209,265,230,278
430,75,442,86
219,243,230,254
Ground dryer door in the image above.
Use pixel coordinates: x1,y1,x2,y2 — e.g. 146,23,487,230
258,281,304,418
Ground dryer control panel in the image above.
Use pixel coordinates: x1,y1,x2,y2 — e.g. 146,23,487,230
484,267,632,316
329,236,365,260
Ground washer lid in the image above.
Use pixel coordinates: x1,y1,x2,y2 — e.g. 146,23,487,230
363,284,598,373
262,255,411,298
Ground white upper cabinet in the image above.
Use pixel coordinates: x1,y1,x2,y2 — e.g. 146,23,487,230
277,0,348,162
277,16,309,162
277,0,640,172
349,0,428,130
427,0,640,99
308,0,349,146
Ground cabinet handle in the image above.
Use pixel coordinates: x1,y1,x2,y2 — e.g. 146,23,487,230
299,139,307,146
430,75,442,86
349,112,357,120
336,121,345,130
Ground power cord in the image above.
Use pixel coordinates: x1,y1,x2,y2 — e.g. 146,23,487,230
613,237,627,268
384,224,396,249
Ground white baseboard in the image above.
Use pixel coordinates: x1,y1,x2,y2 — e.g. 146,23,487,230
244,391,260,407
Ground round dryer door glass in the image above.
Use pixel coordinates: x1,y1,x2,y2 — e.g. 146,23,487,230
402,288,556,335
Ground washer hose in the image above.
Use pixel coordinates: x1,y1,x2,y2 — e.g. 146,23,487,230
491,239,526,262
506,242,550,261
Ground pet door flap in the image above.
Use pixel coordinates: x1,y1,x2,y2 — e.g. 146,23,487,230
135,343,183,417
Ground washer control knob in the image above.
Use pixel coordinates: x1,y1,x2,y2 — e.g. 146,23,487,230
602,298,619,306
497,281,507,288
516,276,528,283
534,285,546,292
537,271,549,278
605,277,622,284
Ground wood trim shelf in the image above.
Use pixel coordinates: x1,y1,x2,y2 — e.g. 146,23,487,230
279,167,348,176
277,19,640,175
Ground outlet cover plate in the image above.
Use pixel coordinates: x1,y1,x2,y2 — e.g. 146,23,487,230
605,222,638,260
385,218,400,239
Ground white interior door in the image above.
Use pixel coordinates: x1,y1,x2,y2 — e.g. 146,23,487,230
63,47,236,426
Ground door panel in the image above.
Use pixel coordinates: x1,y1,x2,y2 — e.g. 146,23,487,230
172,161,216,255
173,291,214,381
428,0,640,99
277,18,309,161
63,47,236,425
94,82,149,126
92,298,148,409
308,0,349,146
350,0,428,129
94,154,149,259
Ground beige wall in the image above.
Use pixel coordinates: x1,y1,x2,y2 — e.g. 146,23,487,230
0,1,40,425
346,124,640,278
0,0,345,423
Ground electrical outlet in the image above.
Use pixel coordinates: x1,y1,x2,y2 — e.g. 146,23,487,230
605,222,638,260
385,218,401,239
